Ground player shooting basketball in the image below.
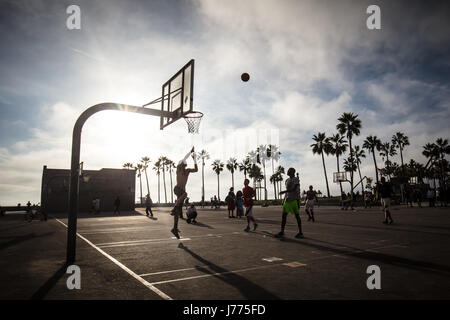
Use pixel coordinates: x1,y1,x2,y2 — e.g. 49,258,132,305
170,147,198,239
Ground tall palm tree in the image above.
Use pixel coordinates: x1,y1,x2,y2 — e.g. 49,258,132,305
267,145,281,199
122,162,134,170
159,156,168,203
248,164,263,200
329,133,348,199
140,156,151,198
226,158,238,190
276,165,285,196
238,157,251,180
211,160,224,201
166,159,175,203
434,138,450,191
311,132,332,198
363,135,382,185
379,142,397,179
391,132,410,176
257,145,269,201
197,150,210,204
423,142,439,190
337,112,362,201
353,145,366,196
135,163,143,204
152,159,162,203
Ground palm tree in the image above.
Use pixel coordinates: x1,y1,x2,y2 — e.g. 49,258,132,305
226,158,238,190
343,156,357,174
267,145,281,199
363,135,382,185
135,163,143,204
248,164,263,200
152,159,162,203
238,157,251,180
122,162,134,170
423,142,439,190
311,132,332,197
166,159,175,203
391,132,410,176
329,133,348,200
337,112,362,201
211,160,224,201
197,150,210,204
140,156,151,198
276,165,285,196
379,142,397,179
434,138,450,191
257,145,269,201
353,145,366,196
159,156,168,203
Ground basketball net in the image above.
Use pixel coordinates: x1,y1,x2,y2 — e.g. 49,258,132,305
184,111,203,134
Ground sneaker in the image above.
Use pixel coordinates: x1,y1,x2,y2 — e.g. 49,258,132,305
312,217,315,222
382,220,388,224
275,231,284,238
295,233,304,239
170,209,176,216
388,220,394,225
171,228,180,239
253,223,258,231
244,226,250,232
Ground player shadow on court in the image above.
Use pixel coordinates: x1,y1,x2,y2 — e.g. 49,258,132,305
177,243,280,299
30,262,68,300
317,221,449,237
147,216,158,220
189,221,214,229
0,232,54,251
260,231,450,276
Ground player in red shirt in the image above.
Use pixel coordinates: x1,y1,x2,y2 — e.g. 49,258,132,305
242,178,258,232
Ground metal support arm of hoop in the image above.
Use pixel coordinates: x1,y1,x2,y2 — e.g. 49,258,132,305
66,102,174,264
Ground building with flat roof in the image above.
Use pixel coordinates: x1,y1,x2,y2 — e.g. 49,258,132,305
41,166,135,213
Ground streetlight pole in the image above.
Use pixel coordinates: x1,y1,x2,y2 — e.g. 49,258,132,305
66,103,172,264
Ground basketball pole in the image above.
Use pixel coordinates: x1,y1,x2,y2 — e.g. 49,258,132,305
66,103,172,264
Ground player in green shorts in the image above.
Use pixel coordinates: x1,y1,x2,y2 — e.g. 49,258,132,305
276,167,304,239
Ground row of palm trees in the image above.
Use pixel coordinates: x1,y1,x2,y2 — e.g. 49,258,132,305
311,112,449,199
124,145,285,204
123,156,176,204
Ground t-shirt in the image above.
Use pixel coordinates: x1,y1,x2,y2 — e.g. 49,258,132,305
242,186,255,207
285,177,300,202
378,182,392,198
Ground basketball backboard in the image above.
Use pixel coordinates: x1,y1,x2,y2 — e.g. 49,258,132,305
333,172,348,183
160,59,194,129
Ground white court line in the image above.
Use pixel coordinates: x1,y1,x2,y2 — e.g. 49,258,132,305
149,263,287,286
139,265,210,277
55,218,172,300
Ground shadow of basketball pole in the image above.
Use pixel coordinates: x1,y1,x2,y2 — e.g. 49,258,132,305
66,103,172,264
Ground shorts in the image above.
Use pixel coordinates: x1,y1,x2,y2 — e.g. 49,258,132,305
283,200,299,214
174,185,186,197
305,199,315,210
245,206,253,217
228,202,236,210
381,198,391,209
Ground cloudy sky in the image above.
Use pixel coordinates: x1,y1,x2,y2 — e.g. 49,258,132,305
0,0,449,205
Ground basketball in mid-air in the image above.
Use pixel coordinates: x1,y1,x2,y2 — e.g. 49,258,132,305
241,73,250,82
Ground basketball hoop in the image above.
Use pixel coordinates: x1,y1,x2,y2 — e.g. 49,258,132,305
184,111,203,134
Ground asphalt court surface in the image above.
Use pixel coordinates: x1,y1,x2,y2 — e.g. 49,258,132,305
57,205,450,299
2,205,450,299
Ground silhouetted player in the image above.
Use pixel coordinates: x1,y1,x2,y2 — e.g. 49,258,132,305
170,147,198,238
305,185,318,222
277,168,303,238
378,176,394,225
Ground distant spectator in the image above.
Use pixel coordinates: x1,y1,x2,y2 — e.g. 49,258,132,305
145,194,153,217
114,196,120,214
414,188,422,208
236,191,244,218
94,198,100,214
225,187,236,218
427,188,435,207
186,204,198,224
